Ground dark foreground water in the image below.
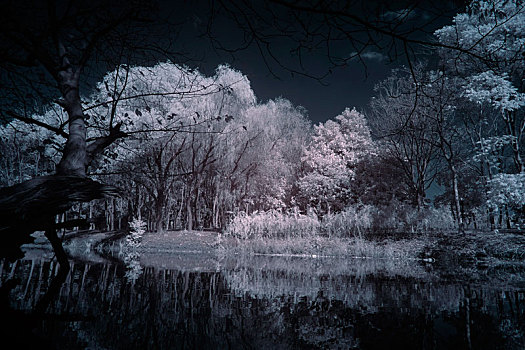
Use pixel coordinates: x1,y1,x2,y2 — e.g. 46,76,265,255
0,254,524,349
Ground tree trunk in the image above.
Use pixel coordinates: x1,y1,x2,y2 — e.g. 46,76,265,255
504,110,524,173
110,198,115,231
105,200,110,231
56,67,87,177
89,202,95,230
505,206,511,229
165,212,171,231
155,193,165,233
186,200,193,231
481,160,495,229
451,165,464,233
213,194,219,229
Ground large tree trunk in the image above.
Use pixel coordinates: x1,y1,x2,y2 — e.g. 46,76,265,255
0,176,117,260
56,66,88,177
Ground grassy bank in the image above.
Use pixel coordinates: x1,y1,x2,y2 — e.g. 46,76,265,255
220,209,444,260
55,208,524,285
220,210,525,271
218,234,429,261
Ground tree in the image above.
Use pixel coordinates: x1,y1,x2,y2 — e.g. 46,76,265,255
487,173,525,228
297,108,374,214
417,71,471,231
233,98,311,212
435,0,525,174
351,145,411,207
368,68,439,208
89,63,257,231
463,71,525,173
434,0,525,227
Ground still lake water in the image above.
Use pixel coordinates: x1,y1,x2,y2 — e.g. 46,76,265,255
0,252,524,349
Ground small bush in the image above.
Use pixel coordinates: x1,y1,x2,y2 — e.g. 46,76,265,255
121,217,147,284
126,217,146,248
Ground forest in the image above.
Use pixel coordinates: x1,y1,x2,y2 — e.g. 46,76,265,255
0,0,524,254
1,1,524,237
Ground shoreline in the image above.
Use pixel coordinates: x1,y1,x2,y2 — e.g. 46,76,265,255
19,228,525,288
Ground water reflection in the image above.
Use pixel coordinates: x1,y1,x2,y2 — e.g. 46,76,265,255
0,257,523,349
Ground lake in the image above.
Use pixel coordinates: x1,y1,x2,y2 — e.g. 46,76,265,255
0,252,524,349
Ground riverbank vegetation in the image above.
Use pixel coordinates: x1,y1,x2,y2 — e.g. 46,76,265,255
1,0,524,244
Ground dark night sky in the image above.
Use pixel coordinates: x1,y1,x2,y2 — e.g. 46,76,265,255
165,1,459,124
177,22,399,124
202,48,394,124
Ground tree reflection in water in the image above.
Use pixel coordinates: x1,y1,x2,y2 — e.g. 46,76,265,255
0,257,523,349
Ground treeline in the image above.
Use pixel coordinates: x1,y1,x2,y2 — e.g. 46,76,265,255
1,64,311,231
0,1,523,233
0,62,425,232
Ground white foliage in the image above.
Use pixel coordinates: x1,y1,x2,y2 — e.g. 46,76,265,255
435,0,525,73
298,108,375,210
435,0,525,113
217,97,310,211
435,0,525,177
126,217,147,248
464,71,524,111
87,62,255,137
89,62,257,172
487,173,525,208
122,217,147,283
225,209,320,239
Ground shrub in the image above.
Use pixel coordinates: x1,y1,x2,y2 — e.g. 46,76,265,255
122,217,147,283
224,209,320,239
419,206,456,231
368,201,455,234
126,217,146,248
321,205,374,238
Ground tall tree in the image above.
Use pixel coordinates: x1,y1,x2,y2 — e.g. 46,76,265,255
298,108,374,214
435,0,525,227
0,0,181,260
368,68,439,208
435,0,525,174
